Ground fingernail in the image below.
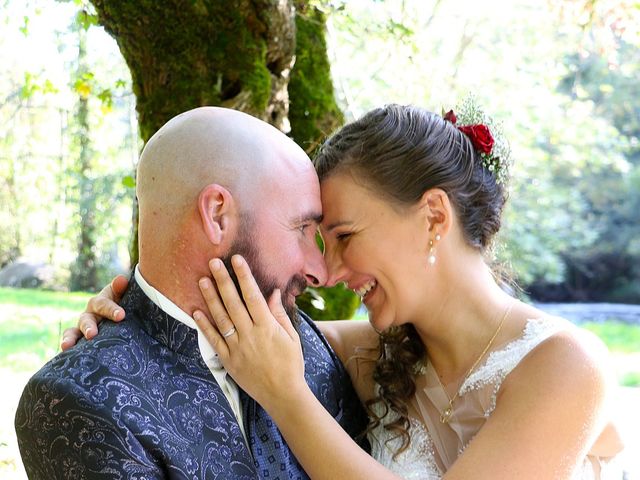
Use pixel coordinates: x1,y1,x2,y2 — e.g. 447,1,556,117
198,278,209,289
209,259,221,271
113,308,121,319
231,255,243,267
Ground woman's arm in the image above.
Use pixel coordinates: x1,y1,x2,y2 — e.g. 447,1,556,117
315,319,379,402
193,255,401,480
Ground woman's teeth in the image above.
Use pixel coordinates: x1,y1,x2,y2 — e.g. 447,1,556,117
355,280,377,299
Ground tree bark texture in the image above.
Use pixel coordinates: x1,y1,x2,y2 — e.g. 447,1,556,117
91,0,297,142
289,2,344,153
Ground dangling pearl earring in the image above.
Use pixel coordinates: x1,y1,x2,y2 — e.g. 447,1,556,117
428,234,441,266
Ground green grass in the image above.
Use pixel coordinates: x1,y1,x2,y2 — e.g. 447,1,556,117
0,287,93,310
581,321,640,354
621,371,640,387
0,287,98,479
0,287,92,372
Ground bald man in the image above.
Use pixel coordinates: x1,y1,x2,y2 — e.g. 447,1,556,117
15,108,368,479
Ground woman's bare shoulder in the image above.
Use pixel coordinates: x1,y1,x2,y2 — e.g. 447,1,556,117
499,314,613,429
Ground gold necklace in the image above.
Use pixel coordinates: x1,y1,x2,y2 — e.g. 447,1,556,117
437,302,514,424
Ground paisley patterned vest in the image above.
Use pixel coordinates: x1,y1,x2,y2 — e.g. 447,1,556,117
16,278,368,479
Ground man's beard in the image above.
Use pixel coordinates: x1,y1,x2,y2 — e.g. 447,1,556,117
221,218,307,325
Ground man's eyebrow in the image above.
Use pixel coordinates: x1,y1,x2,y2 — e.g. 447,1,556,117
294,212,323,225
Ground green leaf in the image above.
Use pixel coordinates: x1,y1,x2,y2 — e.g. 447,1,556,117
122,176,136,188
20,72,38,99
75,10,98,30
73,79,92,98
42,79,59,94
97,89,113,108
19,16,29,36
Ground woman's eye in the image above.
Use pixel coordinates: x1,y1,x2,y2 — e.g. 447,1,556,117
299,224,311,233
336,232,352,241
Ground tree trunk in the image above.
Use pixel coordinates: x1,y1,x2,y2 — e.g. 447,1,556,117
70,24,99,292
288,2,344,153
91,0,297,143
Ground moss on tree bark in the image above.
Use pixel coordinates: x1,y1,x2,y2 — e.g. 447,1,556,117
91,0,297,142
288,2,344,153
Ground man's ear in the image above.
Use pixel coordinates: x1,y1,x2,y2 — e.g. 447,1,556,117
198,184,235,246
419,188,452,237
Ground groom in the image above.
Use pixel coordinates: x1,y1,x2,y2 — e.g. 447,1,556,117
15,107,368,479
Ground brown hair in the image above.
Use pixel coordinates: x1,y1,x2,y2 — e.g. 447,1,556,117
314,104,508,455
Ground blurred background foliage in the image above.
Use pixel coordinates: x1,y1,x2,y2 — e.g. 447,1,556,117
0,0,639,318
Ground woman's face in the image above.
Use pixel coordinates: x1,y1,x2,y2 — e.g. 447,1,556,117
320,172,431,331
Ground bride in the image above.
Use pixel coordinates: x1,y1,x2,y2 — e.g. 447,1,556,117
73,103,624,478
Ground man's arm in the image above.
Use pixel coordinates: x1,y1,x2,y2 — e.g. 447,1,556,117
16,371,163,479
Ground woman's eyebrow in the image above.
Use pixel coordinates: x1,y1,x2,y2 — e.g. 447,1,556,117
323,220,353,232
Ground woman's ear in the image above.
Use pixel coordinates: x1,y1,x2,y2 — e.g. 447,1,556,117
198,184,235,246
419,188,452,237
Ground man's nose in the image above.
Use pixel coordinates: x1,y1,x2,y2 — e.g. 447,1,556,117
304,247,328,287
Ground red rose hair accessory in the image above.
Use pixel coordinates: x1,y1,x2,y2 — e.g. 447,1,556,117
458,124,495,155
442,97,511,184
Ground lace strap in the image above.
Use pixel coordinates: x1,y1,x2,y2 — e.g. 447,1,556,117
460,317,565,394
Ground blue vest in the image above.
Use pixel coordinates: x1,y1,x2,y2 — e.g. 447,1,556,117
16,279,369,479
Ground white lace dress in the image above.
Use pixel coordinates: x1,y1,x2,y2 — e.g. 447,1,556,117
367,317,621,479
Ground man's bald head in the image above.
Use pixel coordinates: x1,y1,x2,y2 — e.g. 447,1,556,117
138,107,307,223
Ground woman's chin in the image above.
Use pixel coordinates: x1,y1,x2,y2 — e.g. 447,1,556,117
368,311,394,333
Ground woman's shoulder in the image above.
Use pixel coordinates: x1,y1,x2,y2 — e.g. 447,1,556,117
519,314,610,368
519,315,624,459
500,312,612,405
496,301,609,368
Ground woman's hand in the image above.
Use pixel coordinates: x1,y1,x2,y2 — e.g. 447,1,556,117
193,255,307,410
60,275,129,351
